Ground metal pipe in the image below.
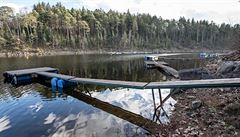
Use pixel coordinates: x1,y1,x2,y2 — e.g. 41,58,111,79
152,89,157,121
158,88,162,105
152,89,156,110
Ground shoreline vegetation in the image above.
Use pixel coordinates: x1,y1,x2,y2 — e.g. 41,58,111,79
0,2,239,57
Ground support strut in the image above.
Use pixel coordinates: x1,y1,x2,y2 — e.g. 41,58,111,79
151,88,178,123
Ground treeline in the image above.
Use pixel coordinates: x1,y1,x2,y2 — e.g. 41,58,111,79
0,2,239,51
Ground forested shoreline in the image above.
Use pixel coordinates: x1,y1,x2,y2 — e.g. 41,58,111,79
0,2,239,52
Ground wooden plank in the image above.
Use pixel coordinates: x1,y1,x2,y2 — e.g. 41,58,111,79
36,71,75,80
70,78,148,89
4,67,57,76
145,78,240,89
145,61,179,78
6,67,240,90
155,63,179,78
36,72,147,89
144,61,169,66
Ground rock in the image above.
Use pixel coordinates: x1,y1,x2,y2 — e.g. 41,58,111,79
187,95,196,99
171,88,185,95
183,126,191,133
191,100,202,109
186,112,193,117
175,129,181,134
223,102,240,115
179,120,187,125
179,68,213,80
206,63,218,73
217,61,235,75
222,50,240,61
216,61,240,78
184,106,191,111
171,134,179,137
224,110,240,129
227,125,235,131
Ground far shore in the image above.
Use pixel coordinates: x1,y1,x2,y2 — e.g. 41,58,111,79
0,48,231,58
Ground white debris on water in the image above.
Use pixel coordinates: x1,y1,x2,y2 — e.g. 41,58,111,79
28,102,43,113
44,113,57,124
91,88,177,123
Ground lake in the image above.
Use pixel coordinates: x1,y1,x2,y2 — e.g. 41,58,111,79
0,53,205,137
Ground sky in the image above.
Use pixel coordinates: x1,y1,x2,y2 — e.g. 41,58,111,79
0,0,240,24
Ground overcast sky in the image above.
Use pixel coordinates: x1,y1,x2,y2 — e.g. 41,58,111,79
0,0,240,24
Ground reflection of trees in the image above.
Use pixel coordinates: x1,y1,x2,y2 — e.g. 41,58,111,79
0,55,205,98
0,85,27,100
0,84,68,100
59,55,203,82
34,85,68,99
0,55,204,84
62,58,165,82
168,59,203,70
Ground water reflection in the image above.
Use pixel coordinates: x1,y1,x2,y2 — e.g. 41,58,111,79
0,54,205,83
66,89,165,135
0,116,11,132
46,111,149,137
0,87,151,137
0,54,205,137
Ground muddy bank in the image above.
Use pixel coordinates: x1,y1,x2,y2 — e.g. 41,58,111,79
167,50,240,137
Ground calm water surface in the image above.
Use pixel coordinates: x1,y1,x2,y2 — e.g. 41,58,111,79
0,54,205,137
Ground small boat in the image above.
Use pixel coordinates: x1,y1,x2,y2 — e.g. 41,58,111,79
199,53,207,58
144,55,158,61
199,53,219,59
144,55,159,69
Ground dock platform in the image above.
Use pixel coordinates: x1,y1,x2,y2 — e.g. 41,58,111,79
36,71,75,80
3,67,57,76
3,67,57,85
36,71,148,89
144,61,179,78
3,67,240,125
145,78,240,89
4,67,240,89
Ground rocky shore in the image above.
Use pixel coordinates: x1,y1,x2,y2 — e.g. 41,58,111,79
0,48,105,58
0,47,230,58
167,50,240,137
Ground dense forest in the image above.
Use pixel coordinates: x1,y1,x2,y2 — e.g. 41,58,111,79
0,2,239,51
